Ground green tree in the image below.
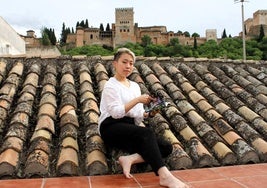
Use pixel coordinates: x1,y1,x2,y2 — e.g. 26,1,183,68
85,19,89,28
106,23,111,31
258,37,267,60
100,23,104,31
193,36,197,49
258,25,265,42
192,33,200,38
141,35,152,47
183,31,190,37
177,30,183,35
41,28,51,46
198,40,220,58
169,38,179,46
222,29,227,39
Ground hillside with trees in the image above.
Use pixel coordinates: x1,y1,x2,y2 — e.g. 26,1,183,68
44,22,267,60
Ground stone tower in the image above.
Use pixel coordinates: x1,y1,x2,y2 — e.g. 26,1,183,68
245,10,267,37
206,29,217,42
114,8,136,47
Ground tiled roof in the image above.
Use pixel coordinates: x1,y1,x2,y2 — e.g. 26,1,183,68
0,57,266,179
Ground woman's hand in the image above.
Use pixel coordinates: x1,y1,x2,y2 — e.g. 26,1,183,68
138,94,154,105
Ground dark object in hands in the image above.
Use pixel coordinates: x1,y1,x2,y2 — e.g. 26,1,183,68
144,91,169,117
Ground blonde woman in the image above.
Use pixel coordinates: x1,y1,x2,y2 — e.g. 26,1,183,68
98,48,188,188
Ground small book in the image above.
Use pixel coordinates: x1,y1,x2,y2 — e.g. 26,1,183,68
144,92,169,117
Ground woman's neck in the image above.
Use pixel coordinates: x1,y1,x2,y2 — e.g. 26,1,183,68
114,74,130,87
114,74,126,82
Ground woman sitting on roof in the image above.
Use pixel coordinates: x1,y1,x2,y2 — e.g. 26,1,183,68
98,47,188,188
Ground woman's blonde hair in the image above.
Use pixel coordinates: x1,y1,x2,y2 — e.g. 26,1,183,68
113,48,136,62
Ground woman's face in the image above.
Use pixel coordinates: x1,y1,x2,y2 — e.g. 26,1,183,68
113,53,134,78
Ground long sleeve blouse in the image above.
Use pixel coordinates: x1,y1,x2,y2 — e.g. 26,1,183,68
98,77,145,132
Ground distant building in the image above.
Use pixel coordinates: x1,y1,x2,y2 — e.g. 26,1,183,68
20,30,41,48
245,10,267,37
66,7,212,48
0,16,26,56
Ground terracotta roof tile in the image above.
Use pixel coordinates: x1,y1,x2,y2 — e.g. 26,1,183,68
0,149,19,176
24,149,50,177
35,115,55,134
0,57,266,180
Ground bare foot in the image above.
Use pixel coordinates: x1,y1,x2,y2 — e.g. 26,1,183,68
118,156,133,178
160,174,189,188
159,168,189,188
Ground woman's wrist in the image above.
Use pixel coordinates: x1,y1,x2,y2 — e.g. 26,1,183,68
144,112,149,118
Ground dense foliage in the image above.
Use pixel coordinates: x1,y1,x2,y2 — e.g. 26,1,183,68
41,27,57,45
40,23,265,60
60,35,267,60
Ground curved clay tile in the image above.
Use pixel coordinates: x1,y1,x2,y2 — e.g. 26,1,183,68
0,61,7,81
40,93,57,108
1,137,23,152
56,147,79,176
9,112,29,127
80,81,94,95
0,83,16,97
84,126,108,175
158,74,173,86
44,63,57,76
35,115,55,134
60,73,75,87
94,64,109,84
17,92,34,104
60,112,79,128
59,124,78,139
27,62,41,74
8,61,23,76
61,82,77,97
251,137,267,161
30,129,52,142
151,63,167,76
42,73,57,86
188,90,205,104
0,98,11,110
13,102,33,116
97,79,107,95
41,84,56,96
24,149,49,177
197,100,213,112
0,149,19,177
61,62,74,75
82,99,99,115
6,124,28,141
38,103,56,120
80,71,92,84
128,72,145,84
80,91,97,103
60,93,77,109
23,73,39,88
146,74,160,85
84,111,99,126
139,63,154,77
28,138,50,154
59,105,75,118
61,137,79,151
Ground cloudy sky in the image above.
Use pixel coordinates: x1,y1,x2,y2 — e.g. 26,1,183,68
0,0,264,39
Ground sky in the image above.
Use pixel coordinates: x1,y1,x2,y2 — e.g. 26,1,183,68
0,0,265,39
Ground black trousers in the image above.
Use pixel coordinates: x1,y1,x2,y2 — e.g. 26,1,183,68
100,116,173,175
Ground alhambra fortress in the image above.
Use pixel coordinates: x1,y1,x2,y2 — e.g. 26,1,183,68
66,8,267,49
0,7,267,56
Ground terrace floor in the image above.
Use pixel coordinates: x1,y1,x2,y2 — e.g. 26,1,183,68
0,163,266,188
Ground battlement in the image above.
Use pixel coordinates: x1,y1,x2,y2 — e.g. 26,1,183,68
115,7,133,11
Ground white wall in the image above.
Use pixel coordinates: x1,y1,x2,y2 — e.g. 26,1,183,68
0,16,26,56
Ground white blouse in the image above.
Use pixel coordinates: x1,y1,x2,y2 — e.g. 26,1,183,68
98,77,145,131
